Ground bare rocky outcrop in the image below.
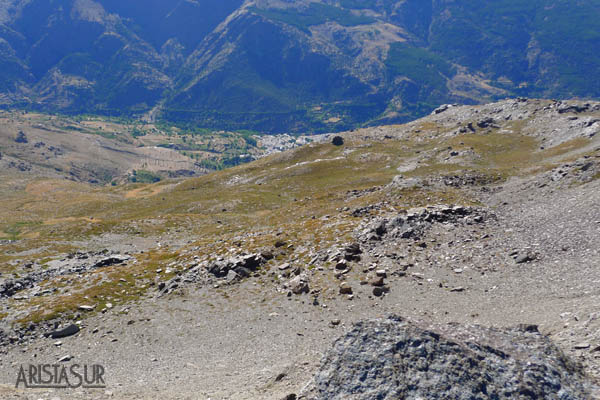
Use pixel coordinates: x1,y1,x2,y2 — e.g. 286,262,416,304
356,205,487,243
301,316,596,400
0,252,131,299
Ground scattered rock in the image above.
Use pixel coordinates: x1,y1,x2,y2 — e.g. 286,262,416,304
558,103,590,114
367,274,385,287
339,282,353,295
332,136,344,146
372,286,389,297
344,243,362,256
278,263,291,271
45,324,80,339
208,253,266,278
518,324,539,333
514,252,536,264
275,373,286,382
335,260,349,271
226,270,239,283
15,130,28,143
289,274,309,295
477,117,497,128
431,104,454,115
93,255,130,269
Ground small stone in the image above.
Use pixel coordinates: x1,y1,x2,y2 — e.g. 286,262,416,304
332,136,344,146
453,268,463,274
278,263,291,270
46,324,80,339
450,287,465,292
275,373,286,382
331,319,341,326
518,324,539,333
335,260,348,270
289,275,309,295
372,286,389,297
106,302,113,309
574,343,591,350
54,341,62,347
58,355,73,362
345,243,362,255
78,305,95,311
367,233,381,241
261,250,274,260
368,275,385,287
376,270,387,277
515,252,535,264
339,282,353,295
226,270,238,283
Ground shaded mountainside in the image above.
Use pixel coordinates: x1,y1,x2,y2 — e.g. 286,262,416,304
0,0,244,112
1,0,600,132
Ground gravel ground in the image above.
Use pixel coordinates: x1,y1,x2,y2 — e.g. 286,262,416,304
1,178,599,399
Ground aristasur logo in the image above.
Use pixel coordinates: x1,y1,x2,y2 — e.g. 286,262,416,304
16,364,106,389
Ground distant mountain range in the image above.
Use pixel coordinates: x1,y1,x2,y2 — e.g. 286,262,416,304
1,0,599,133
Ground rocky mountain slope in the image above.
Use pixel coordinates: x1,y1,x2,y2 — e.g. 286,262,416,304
0,98,599,398
1,0,599,132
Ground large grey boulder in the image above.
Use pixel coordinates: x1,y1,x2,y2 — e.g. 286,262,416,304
301,316,595,400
